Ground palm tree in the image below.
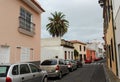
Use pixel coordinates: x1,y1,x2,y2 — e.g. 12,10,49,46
46,11,69,37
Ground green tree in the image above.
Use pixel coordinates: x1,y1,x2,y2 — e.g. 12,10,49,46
46,11,69,37
74,49,79,60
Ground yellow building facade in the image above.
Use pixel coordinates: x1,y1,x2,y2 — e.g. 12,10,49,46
70,40,86,61
99,0,118,77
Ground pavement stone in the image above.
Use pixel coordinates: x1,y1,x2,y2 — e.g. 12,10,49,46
103,64,120,82
90,64,106,82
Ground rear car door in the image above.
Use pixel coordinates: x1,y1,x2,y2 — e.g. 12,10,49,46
20,64,33,82
29,64,43,82
12,65,21,82
62,60,69,73
59,59,67,74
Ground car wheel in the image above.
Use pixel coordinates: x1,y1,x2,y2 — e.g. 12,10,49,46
43,77,48,82
58,72,62,79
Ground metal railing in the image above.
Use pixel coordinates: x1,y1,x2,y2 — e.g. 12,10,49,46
19,16,35,33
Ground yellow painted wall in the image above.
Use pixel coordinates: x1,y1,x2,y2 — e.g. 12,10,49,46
106,15,117,75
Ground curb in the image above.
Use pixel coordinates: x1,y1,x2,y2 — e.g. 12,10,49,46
103,64,110,82
103,63,120,82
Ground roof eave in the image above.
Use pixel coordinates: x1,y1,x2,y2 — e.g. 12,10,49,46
22,0,45,14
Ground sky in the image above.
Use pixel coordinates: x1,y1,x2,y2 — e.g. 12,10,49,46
37,0,103,42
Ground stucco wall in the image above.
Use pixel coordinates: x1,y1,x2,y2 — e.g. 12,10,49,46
115,6,120,78
0,0,41,63
41,37,61,47
41,38,74,61
73,43,86,61
112,0,120,19
106,16,117,76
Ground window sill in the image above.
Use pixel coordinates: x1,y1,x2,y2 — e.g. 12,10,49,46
18,27,35,37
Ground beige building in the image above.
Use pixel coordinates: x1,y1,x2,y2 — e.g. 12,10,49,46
70,40,86,61
0,0,44,64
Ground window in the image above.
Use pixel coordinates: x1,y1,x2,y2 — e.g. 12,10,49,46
20,47,30,62
0,46,10,63
19,7,35,33
106,45,109,58
68,51,70,59
20,64,30,74
118,44,120,67
0,66,9,77
29,64,39,73
84,54,86,60
84,46,86,51
109,45,112,68
79,45,81,51
71,52,73,59
99,48,102,53
80,54,82,61
59,59,65,65
111,39,114,61
41,59,57,65
12,65,19,75
64,51,67,59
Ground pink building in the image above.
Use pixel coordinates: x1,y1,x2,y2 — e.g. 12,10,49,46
0,0,44,64
86,49,96,62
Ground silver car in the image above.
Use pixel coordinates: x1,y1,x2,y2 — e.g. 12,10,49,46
0,63,48,82
40,58,69,79
65,59,77,72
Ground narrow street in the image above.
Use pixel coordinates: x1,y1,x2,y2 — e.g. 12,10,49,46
48,64,106,82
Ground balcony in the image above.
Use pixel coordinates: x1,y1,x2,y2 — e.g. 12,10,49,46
61,39,74,48
19,16,35,36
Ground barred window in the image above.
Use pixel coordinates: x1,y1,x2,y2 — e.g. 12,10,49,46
19,7,35,33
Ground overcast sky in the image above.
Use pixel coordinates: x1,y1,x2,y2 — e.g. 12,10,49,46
37,0,103,42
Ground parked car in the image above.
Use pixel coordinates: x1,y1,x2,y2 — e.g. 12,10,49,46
65,59,77,72
94,57,103,61
85,59,92,64
40,58,69,79
75,60,83,68
0,63,48,82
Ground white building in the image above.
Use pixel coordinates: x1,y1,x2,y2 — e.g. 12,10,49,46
112,0,120,78
86,40,105,58
41,37,74,62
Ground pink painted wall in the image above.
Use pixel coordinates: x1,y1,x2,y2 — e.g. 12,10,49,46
0,0,42,63
86,49,96,61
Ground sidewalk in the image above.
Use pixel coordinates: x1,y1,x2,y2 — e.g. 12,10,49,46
103,64,120,82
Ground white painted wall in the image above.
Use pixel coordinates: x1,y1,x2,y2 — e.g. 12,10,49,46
86,40,104,58
115,9,120,46
113,1,120,78
63,47,74,60
112,0,120,78
112,0,120,19
41,38,74,62
41,37,61,47
41,46,63,62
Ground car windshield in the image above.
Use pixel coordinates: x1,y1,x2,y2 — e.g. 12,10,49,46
0,66,10,77
41,59,57,65
65,60,70,64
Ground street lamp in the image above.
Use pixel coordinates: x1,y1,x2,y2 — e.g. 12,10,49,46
98,0,105,7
